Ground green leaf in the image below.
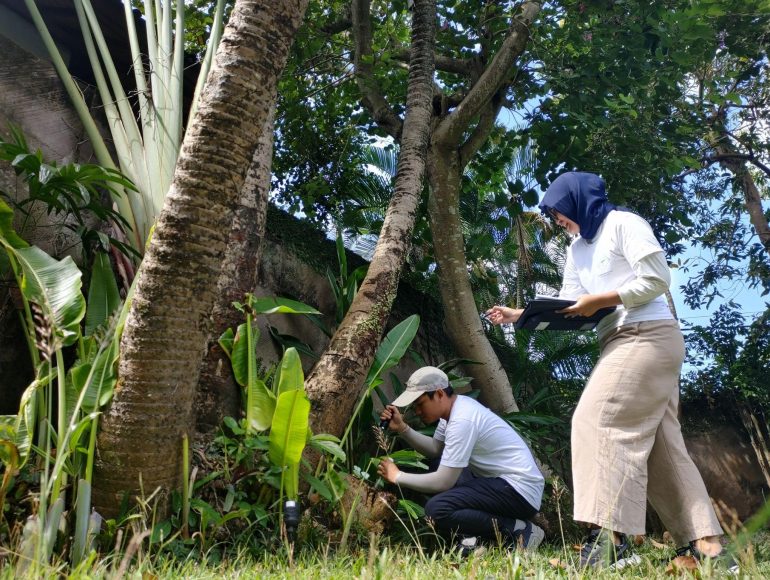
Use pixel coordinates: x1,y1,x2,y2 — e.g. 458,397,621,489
0,199,28,249
71,339,119,413
230,322,259,387
11,379,37,466
267,325,318,360
5,245,86,346
301,471,334,501
387,449,428,470
85,252,120,336
249,296,321,315
365,315,420,385
309,436,346,462
522,188,539,207
398,499,425,519
276,347,304,395
245,377,275,433
268,388,311,499
218,327,235,360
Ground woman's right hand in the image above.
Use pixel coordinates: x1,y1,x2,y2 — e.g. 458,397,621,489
485,305,523,325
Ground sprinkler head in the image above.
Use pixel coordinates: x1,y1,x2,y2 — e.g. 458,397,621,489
284,500,300,542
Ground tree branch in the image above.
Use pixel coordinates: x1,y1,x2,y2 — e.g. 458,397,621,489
434,1,540,147
321,6,352,35
393,47,478,76
706,153,770,179
459,92,504,166
351,0,403,139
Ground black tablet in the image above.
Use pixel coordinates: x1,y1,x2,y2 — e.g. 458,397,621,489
514,297,616,331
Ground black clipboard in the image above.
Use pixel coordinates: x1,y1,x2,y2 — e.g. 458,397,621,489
514,297,616,331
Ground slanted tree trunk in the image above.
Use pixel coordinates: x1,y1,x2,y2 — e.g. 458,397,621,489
92,0,308,517
305,0,436,437
426,2,541,413
196,103,276,432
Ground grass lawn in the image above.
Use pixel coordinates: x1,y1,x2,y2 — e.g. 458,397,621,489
4,531,767,579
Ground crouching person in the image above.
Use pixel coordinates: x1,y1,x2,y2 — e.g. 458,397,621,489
377,366,545,552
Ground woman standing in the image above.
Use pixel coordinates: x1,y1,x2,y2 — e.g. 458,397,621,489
487,172,729,570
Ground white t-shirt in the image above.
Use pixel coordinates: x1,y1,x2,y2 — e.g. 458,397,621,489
559,210,673,337
434,396,544,510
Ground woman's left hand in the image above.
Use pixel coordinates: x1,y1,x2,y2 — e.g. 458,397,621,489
558,294,605,318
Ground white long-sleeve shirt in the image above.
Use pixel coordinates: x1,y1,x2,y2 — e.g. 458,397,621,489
559,210,674,339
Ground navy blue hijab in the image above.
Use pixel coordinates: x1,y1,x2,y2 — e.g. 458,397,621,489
539,172,616,241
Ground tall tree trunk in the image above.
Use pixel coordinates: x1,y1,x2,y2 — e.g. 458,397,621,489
426,146,518,413
305,0,436,438
92,0,308,517
713,139,770,262
424,3,540,413
196,103,276,432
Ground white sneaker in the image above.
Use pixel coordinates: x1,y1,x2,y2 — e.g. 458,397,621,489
515,520,545,551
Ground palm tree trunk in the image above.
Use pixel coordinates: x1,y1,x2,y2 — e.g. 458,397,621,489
92,0,308,517
196,103,276,432
305,0,436,438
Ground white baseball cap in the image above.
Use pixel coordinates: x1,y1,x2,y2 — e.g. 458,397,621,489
390,366,449,407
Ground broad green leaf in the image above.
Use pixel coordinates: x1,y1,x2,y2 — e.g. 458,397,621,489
276,347,304,395
245,377,275,433
301,471,334,502
365,314,420,385
85,252,120,336
248,296,321,315
268,388,310,499
5,245,86,346
70,340,118,413
11,379,38,466
0,417,19,468
67,417,93,454
230,322,259,387
308,436,346,462
267,325,318,360
387,449,428,470
0,198,28,249
218,327,235,360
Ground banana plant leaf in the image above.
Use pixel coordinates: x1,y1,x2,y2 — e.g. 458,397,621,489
84,251,120,336
246,377,275,434
276,347,304,395
268,388,311,499
2,379,39,468
5,245,86,346
0,198,28,250
71,478,91,566
267,325,318,360
365,315,420,386
249,295,321,315
218,327,235,360
230,322,259,387
68,339,118,414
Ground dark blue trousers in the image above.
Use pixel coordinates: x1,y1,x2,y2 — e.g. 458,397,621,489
424,475,537,543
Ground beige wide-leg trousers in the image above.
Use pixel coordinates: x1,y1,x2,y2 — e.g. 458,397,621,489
572,319,723,544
